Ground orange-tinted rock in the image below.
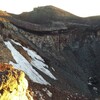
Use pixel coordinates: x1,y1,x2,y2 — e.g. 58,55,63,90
0,63,33,100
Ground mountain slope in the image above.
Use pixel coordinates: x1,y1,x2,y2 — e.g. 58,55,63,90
0,19,90,99
0,6,100,99
12,5,81,25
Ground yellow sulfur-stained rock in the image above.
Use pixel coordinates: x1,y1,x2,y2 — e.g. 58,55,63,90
0,63,33,100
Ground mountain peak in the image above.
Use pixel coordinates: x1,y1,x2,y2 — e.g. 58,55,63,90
13,5,79,25
32,5,77,17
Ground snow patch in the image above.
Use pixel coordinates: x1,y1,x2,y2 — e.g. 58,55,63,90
88,82,92,85
4,41,49,85
93,87,98,91
11,40,44,62
51,67,55,71
11,40,56,80
42,88,52,97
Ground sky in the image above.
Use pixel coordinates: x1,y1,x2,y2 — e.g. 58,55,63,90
0,0,100,17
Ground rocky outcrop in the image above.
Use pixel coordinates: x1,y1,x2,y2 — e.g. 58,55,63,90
0,11,67,32
0,16,94,97
0,8,100,99
20,24,100,98
0,63,33,100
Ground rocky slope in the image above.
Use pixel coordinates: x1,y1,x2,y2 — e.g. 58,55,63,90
0,6,100,99
0,63,33,100
12,5,80,25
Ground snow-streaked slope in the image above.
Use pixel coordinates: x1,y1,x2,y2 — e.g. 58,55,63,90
11,40,56,80
4,41,49,85
23,47,56,80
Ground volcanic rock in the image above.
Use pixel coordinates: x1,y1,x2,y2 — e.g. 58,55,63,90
0,63,33,100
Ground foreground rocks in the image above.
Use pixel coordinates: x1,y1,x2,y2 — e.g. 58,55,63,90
0,63,33,100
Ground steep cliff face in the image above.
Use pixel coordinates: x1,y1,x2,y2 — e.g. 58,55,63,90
20,24,100,98
0,63,33,100
0,16,93,97
0,8,100,99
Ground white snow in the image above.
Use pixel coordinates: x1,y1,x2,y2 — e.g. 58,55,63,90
11,40,44,62
4,41,49,85
11,40,56,80
93,87,98,91
23,47,45,63
89,77,92,80
88,82,92,85
51,67,55,71
23,48,56,79
42,88,52,97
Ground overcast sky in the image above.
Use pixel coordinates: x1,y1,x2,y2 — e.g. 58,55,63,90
0,0,100,17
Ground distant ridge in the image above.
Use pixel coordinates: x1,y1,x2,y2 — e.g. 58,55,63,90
11,5,80,25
